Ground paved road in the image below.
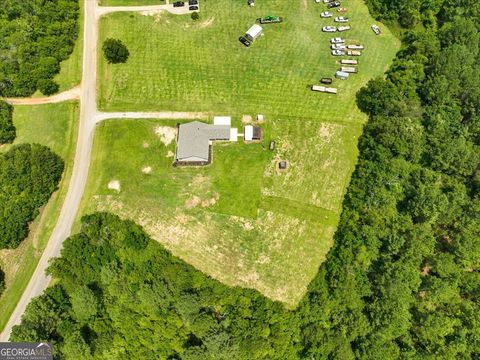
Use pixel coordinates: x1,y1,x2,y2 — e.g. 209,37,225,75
4,87,81,106
0,1,204,341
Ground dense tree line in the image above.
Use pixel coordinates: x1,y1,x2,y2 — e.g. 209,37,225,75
0,144,64,249
0,100,15,144
10,0,480,358
11,213,298,359
0,0,79,97
0,268,5,296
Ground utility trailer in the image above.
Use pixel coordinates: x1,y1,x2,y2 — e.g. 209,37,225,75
257,15,283,24
311,85,338,94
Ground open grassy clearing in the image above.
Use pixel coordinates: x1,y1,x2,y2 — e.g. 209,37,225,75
98,0,398,123
78,117,360,307
0,102,79,331
54,0,84,92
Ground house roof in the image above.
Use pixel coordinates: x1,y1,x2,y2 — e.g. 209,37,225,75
176,121,230,162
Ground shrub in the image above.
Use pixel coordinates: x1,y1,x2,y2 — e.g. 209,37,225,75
38,79,60,96
191,12,200,21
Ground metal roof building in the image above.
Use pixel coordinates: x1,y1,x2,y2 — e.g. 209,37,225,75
176,121,230,164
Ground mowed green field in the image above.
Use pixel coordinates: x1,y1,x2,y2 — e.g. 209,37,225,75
98,0,398,122
87,0,399,306
0,102,79,331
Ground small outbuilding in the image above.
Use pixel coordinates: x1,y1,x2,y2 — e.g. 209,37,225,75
278,160,288,170
252,126,262,140
246,24,263,42
335,71,350,80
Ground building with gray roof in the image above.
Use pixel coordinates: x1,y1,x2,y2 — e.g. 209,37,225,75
175,121,231,165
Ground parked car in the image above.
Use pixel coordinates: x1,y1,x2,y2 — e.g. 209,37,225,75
327,1,341,8
331,50,346,56
337,25,351,32
331,44,346,50
239,36,251,47
189,5,198,10
173,1,185,7
371,24,381,35
322,26,337,32
188,0,198,4
334,16,349,22
321,77,333,84
320,11,332,18
330,37,345,44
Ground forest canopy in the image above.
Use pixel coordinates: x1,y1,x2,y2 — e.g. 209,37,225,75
0,100,15,144
0,0,79,97
0,144,64,249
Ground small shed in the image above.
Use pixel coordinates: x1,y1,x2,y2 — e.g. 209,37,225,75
252,127,261,140
335,71,350,80
278,161,287,170
246,24,263,42
257,114,264,121
244,125,254,141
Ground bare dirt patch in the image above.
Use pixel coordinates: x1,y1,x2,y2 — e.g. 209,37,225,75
242,115,252,124
185,196,201,209
201,193,219,208
107,180,121,192
155,126,177,146
166,150,174,158
143,141,149,148
199,17,215,29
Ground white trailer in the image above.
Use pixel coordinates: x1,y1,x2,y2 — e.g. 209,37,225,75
245,24,263,42
341,66,358,73
347,50,362,56
311,85,338,94
340,59,358,65
335,71,350,80
347,44,364,50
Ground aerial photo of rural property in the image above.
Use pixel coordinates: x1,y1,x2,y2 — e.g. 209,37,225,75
0,0,479,358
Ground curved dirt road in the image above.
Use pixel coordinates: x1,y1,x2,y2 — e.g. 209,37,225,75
3,86,81,106
0,1,204,341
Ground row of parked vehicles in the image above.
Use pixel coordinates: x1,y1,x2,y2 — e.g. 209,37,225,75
173,0,198,11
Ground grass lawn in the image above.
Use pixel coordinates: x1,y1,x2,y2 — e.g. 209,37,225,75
54,0,84,92
84,0,400,307
0,102,79,331
98,0,398,123
78,117,361,307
